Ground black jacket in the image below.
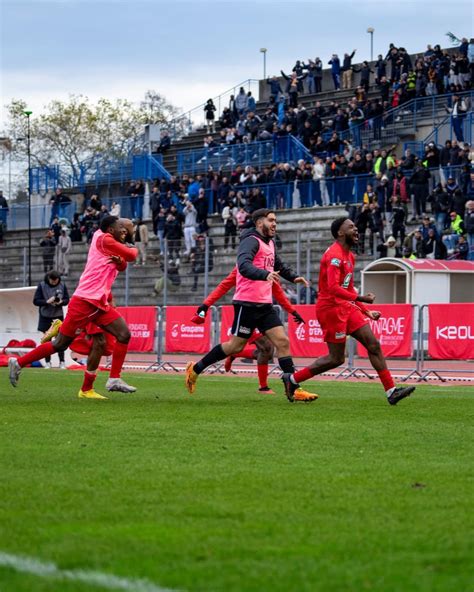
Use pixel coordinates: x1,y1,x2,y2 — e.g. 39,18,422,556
236,228,297,284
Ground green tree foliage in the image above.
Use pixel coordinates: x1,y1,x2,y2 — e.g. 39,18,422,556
2,91,180,176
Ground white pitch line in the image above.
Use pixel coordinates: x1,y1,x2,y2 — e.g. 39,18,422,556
0,551,180,592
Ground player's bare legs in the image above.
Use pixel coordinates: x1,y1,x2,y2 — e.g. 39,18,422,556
101,317,136,393
351,324,415,405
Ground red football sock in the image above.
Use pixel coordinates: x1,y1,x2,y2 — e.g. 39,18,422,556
257,364,268,388
18,342,55,368
109,341,128,379
377,368,395,392
293,366,314,384
81,371,97,392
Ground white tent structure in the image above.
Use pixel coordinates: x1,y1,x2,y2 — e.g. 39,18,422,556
361,259,474,305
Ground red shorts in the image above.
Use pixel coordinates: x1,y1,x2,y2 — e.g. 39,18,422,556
316,303,368,343
60,296,121,338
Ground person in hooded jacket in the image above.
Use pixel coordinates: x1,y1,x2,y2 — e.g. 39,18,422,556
33,270,70,369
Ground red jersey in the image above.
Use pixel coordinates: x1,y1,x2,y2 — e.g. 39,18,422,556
317,241,367,312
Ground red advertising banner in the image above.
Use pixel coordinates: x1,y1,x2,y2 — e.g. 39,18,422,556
165,305,211,354
357,304,413,358
117,306,156,352
220,305,234,342
288,305,328,358
428,303,474,360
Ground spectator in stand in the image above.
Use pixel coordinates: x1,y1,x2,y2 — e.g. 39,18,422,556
403,230,424,259
375,55,387,83
33,270,70,369
49,187,65,224
0,190,9,227
110,201,121,217
190,234,213,292
423,228,447,259
149,185,161,235
195,188,209,233
363,184,376,205
50,216,61,244
40,230,57,273
377,235,401,258
446,94,468,142
89,194,102,210
222,199,237,251
131,218,146,265
453,235,469,260
464,200,474,260
355,203,370,254
236,206,248,229
409,161,431,221
247,92,256,113
368,202,384,253
431,183,452,234
391,196,406,244
341,49,356,89
418,215,438,241
328,53,341,90
155,207,167,255
281,70,307,108
56,228,71,276
353,61,373,92
204,99,216,133
235,87,248,116
468,38,474,84
442,210,465,253
183,199,197,256
164,209,182,263
70,213,83,242
312,157,330,206
266,76,283,100
127,180,145,220
156,131,171,154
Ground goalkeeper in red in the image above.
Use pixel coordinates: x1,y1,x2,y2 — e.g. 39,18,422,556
282,217,415,405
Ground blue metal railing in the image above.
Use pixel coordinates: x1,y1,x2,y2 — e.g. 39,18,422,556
177,136,313,175
335,90,473,148
405,112,474,158
8,163,472,231
30,153,169,193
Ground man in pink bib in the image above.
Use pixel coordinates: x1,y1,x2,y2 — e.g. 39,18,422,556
185,208,318,402
8,215,138,399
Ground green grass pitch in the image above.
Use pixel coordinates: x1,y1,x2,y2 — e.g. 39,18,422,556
0,369,472,592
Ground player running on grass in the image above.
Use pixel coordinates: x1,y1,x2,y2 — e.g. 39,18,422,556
281,216,415,405
41,218,136,399
185,208,318,402
8,215,138,398
191,266,305,394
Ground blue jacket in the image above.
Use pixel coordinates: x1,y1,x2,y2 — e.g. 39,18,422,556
328,56,340,74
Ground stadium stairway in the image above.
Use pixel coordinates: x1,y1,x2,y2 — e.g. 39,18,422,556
0,205,375,307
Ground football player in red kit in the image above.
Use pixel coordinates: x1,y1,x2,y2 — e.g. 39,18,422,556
282,217,415,405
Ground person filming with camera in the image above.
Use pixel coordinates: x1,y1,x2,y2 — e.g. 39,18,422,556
33,270,70,369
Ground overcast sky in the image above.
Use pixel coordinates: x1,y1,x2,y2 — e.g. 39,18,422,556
1,0,472,131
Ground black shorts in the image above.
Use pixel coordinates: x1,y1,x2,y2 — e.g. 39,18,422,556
231,304,282,339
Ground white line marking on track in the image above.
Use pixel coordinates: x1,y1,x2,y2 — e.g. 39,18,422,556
0,551,180,592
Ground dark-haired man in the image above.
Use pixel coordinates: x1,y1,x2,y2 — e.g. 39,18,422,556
185,209,317,402
281,217,415,406
8,216,139,399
